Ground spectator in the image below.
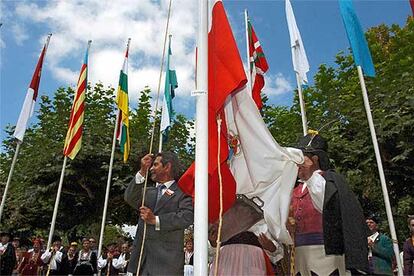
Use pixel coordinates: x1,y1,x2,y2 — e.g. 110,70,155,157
366,216,394,275
60,245,78,275
19,239,43,276
73,238,97,275
403,216,414,275
41,237,63,275
0,232,16,276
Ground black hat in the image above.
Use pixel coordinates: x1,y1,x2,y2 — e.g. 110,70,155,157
367,215,380,224
297,132,330,170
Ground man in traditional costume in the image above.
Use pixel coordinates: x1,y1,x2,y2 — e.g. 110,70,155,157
290,133,368,275
0,232,16,276
41,236,64,275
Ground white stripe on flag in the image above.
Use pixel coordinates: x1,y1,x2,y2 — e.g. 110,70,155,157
13,88,35,142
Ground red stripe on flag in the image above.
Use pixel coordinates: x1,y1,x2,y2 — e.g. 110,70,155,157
249,20,269,110
29,45,47,101
64,125,83,155
410,0,414,15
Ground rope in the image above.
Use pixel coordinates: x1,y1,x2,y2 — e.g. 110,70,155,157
213,115,224,276
136,0,173,275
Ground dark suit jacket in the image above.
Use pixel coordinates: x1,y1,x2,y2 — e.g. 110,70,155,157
124,177,194,275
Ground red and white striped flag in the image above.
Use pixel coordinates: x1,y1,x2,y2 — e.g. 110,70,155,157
247,17,269,110
63,41,91,159
13,36,51,141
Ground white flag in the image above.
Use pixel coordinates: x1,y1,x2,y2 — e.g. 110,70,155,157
286,0,310,84
224,85,304,243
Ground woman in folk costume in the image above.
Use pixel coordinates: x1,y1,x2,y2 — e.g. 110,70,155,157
289,132,368,275
208,218,283,275
73,238,97,275
18,239,44,276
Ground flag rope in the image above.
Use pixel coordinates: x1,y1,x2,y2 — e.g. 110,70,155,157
213,115,224,276
136,0,173,274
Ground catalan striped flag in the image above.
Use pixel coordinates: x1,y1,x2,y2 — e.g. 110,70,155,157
63,41,91,159
116,39,131,162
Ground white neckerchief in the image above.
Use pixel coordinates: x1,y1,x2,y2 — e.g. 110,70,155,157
184,250,194,265
368,231,379,257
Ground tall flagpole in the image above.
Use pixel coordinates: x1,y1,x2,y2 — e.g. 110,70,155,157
295,73,308,135
0,142,21,223
97,38,131,260
244,10,252,95
47,40,91,250
193,0,209,275
357,65,403,276
97,110,120,259
47,156,67,250
0,34,52,223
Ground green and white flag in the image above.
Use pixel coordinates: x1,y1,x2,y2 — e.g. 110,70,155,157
160,36,178,144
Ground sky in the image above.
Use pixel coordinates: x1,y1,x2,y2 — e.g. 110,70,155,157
0,0,411,144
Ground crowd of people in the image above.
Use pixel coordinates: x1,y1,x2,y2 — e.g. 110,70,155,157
1,136,414,276
0,235,135,275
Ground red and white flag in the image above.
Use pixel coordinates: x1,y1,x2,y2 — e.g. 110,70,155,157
179,0,303,242
247,17,269,110
13,37,50,141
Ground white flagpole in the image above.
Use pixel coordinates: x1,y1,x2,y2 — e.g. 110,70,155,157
0,142,21,223
244,9,252,95
357,66,403,276
193,0,209,275
97,38,131,259
97,109,120,259
295,73,308,135
47,156,67,250
0,34,52,223
47,40,91,250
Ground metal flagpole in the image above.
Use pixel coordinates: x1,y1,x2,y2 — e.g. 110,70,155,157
357,65,403,276
244,10,252,95
97,110,121,259
46,156,67,250
0,142,21,223
193,0,209,275
295,72,308,135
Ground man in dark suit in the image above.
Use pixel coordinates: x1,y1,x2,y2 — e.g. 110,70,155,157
124,151,194,275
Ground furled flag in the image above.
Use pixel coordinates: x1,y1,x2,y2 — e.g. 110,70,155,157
160,35,178,144
115,40,131,163
410,0,414,16
285,0,309,85
247,15,269,110
179,0,303,243
339,0,376,77
63,41,91,159
13,35,51,141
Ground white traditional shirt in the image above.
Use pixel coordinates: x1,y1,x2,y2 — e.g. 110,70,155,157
41,250,63,270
